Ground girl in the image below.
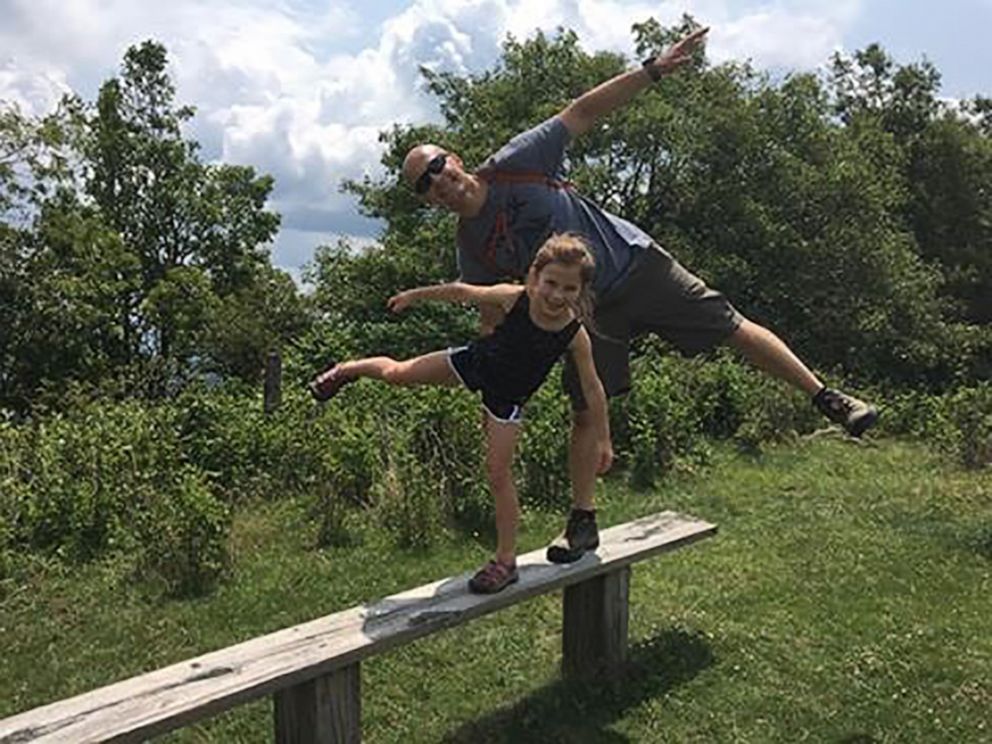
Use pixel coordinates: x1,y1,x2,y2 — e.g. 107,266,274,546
310,234,613,594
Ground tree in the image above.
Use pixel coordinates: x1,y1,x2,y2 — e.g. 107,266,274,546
69,41,282,380
338,21,977,386
1,41,302,412
830,45,992,327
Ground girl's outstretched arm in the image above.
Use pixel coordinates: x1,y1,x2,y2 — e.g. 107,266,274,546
569,327,613,474
388,282,522,314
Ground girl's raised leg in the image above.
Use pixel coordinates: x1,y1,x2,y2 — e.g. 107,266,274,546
337,350,458,387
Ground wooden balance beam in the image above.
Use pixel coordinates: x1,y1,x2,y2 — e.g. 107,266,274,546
0,510,716,743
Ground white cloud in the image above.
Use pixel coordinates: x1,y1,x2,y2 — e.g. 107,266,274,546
1,0,866,277
0,60,70,116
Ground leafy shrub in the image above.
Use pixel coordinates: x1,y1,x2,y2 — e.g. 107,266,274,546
372,428,445,550
880,382,992,468
0,401,231,595
948,385,992,469
0,402,183,561
405,387,490,531
613,350,711,488
134,467,230,597
517,383,572,510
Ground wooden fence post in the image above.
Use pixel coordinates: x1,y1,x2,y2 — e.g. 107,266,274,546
561,567,630,681
264,351,282,414
274,663,361,744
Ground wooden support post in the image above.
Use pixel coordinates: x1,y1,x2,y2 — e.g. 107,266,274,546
274,663,361,744
264,351,282,415
561,566,630,682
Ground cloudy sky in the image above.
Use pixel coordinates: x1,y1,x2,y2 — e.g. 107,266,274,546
2,0,990,281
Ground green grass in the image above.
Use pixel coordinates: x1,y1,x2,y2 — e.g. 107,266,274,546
2,437,990,742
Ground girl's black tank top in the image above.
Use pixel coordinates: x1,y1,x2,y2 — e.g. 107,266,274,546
468,292,580,403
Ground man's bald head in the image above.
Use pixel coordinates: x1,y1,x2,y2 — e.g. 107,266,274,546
402,144,446,189
400,143,483,216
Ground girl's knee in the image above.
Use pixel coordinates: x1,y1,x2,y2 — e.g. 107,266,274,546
486,461,514,490
381,361,409,385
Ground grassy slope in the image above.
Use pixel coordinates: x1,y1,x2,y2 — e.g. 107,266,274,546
1,437,990,743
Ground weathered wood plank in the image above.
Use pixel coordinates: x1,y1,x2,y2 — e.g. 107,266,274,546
273,663,360,744
0,510,716,744
562,566,630,681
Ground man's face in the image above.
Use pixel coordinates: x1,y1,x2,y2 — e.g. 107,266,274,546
402,145,471,212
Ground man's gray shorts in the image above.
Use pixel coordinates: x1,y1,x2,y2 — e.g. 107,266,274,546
563,245,744,409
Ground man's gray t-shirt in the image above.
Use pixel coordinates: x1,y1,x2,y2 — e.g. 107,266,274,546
457,116,661,295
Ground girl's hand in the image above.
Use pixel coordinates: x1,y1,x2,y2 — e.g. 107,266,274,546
387,291,415,313
596,438,614,474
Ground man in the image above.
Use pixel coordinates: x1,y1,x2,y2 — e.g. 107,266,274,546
401,26,878,564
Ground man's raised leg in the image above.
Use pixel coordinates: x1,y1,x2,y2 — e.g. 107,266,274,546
726,318,878,436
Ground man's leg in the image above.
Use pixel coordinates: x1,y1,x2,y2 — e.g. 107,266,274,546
725,318,822,395
613,248,879,437
547,302,631,564
725,317,878,436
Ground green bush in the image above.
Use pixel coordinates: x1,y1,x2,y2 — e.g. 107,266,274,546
517,383,572,510
613,350,712,488
948,384,992,469
880,382,992,468
0,401,231,594
371,427,445,550
134,467,231,597
405,387,490,531
0,402,184,561
4,340,983,599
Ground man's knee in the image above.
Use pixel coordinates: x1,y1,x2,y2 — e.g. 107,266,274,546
724,316,755,349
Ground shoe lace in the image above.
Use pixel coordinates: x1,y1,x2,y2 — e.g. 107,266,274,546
481,560,512,582
825,391,855,415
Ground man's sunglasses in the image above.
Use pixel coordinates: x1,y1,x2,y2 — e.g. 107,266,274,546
414,153,447,195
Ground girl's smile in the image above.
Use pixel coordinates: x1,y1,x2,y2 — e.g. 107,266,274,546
528,262,583,328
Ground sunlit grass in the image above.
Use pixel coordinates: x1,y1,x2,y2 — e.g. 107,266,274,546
1,437,989,742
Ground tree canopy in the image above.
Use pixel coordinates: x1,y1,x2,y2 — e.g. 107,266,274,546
343,18,991,388
1,42,306,413
2,22,990,417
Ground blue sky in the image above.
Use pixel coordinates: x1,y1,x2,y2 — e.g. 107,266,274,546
2,0,990,282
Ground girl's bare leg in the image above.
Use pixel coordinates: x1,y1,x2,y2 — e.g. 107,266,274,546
337,350,458,387
484,415,522,566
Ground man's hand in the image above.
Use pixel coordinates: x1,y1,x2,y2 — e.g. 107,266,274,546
652,26,709,75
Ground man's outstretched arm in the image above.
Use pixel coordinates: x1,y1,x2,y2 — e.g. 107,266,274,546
559,26,708,138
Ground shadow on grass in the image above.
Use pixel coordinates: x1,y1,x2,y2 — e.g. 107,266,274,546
442,626,714,744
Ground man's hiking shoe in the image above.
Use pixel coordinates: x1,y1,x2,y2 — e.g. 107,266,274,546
546,508,599,564
468,559,519,594
813,387,879,437
309,364,352,402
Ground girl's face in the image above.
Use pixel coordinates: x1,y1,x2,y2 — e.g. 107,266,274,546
530,261,584,318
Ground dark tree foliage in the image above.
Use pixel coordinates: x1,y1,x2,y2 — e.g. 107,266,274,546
336,19,990,389
1,42,308,413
